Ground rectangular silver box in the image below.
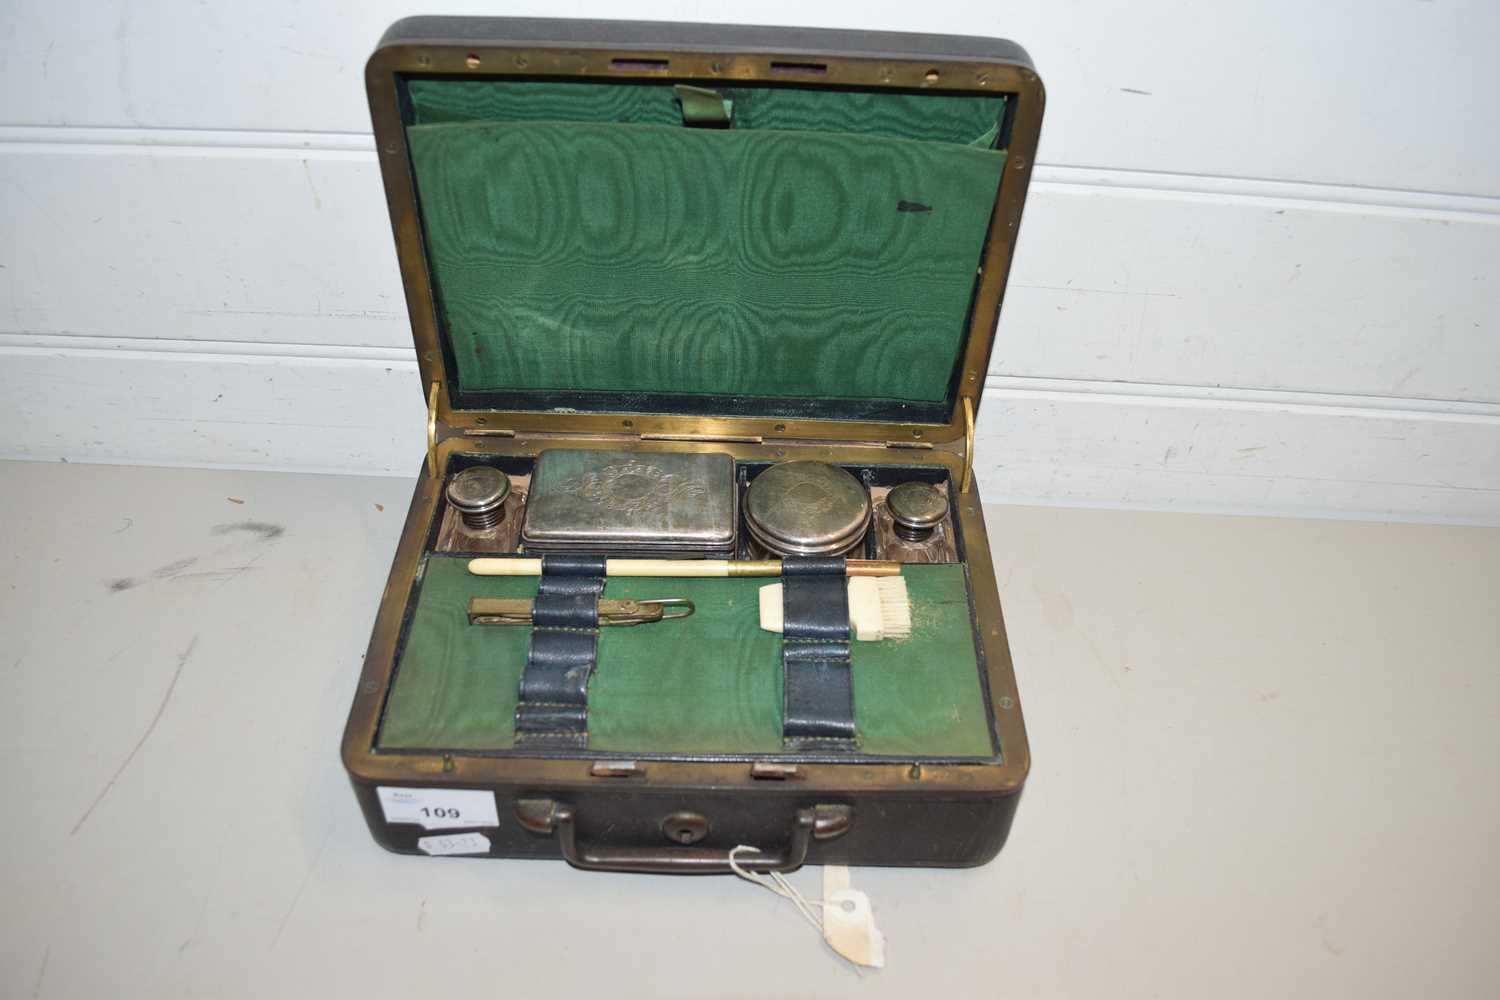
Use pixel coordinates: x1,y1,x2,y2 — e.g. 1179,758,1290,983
520,449,737,557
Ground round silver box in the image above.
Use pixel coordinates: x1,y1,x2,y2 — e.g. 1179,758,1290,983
743,461,871,557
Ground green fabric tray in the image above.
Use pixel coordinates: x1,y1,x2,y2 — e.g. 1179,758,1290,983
406,119,1005,405
379,557,994,757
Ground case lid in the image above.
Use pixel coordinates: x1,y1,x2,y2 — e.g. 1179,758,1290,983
367,17,1043,445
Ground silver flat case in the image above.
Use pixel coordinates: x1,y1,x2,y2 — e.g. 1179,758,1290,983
520,449,737,557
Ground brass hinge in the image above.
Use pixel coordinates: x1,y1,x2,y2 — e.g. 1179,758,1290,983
639,432,765,444
960,395,976,493
425,382,440,479
643,432,940,451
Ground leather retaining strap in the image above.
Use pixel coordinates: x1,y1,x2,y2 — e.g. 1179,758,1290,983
780,556,857,750
514,553,606,747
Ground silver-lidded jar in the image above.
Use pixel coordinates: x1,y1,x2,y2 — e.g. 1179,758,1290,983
885,481,950,541
445,466,511,530
743,461,871,557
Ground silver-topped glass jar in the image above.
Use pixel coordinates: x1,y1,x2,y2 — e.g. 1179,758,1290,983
743,461,871,557
885,481,949,541
445,466,511,530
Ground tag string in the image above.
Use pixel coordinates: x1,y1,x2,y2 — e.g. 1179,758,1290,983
727,845,828,933
728,846,884,972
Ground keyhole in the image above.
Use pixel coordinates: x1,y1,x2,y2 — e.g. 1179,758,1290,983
661,811,709,845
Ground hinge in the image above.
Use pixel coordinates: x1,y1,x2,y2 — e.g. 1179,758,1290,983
961,395,976,493
639,432,765,444
425,382,439,479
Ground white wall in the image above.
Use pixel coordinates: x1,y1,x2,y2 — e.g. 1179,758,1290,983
2,0,1497,523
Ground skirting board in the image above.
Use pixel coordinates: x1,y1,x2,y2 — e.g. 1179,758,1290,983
2,337,1496,526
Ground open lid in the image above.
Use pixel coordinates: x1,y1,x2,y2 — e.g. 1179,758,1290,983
367,17,1043,445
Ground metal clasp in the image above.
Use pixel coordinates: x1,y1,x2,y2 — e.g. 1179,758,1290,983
960,395,976,494
425,382,440,479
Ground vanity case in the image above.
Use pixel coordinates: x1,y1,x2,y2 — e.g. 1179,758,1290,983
341,16,1043,871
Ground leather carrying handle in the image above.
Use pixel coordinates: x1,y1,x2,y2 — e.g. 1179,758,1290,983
514,799,852,874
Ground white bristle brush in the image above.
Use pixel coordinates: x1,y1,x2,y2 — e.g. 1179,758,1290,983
758,576,912,641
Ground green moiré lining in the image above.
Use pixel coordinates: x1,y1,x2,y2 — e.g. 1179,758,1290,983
407,79,1005,146
379,557,994,757
408,120,1005,403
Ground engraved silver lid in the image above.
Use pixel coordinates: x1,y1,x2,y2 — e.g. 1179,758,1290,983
886,481,949,540
743,461,871,557
521,449,736,554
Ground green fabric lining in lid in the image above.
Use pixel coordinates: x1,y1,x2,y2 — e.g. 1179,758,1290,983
407,119,1006,405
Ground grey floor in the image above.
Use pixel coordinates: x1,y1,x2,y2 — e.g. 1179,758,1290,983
2,459,1496,998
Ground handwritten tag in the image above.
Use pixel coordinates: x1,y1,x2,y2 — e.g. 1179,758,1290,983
822,866,886,968
417,832,492,856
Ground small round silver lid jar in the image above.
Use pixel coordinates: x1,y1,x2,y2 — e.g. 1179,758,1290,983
885,481,949,541
743,461,871,557
445,466,511,530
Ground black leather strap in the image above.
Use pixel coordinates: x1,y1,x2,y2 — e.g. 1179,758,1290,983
514,554,607,747
780,557,857,750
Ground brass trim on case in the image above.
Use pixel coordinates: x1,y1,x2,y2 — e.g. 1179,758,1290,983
961,395,976,493
425,382,439,478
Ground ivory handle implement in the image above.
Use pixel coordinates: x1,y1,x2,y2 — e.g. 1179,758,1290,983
465,558,900,578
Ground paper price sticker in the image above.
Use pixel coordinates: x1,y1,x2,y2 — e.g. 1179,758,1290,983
376,787,499,830
418,832,492,856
